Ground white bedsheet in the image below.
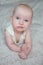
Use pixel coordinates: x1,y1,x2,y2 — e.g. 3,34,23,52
0,0,43,65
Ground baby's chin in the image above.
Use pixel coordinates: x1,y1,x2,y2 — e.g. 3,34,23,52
16,29,25,33
17,30,24,33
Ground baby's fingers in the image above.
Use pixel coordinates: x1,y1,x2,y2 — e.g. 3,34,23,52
18,52,27,60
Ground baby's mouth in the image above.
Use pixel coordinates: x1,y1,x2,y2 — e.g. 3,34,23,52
17,26,24,28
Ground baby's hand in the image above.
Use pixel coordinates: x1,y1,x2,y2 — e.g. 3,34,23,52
21,44,31,56
18,51,27,60
18,46,28,59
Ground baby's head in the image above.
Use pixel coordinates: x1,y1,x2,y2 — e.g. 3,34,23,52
11,4,33,33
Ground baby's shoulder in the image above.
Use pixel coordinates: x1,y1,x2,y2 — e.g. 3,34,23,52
5,24,14,36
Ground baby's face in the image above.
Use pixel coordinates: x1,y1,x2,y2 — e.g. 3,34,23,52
12,7,32,33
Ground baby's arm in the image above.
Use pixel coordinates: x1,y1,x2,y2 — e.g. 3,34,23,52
21,30,32,56
18,30,32,59
5,30,21,52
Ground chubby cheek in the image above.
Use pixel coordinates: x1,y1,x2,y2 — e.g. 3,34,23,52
12,18,18,27
12,21,16,29
24,23,30,30
13,22,18,29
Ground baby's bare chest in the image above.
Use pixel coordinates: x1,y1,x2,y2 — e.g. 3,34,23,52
15,34,21,43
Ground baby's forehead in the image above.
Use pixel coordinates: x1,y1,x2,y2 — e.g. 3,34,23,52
15,6,32,17
15,5,32,14
13,4,33,17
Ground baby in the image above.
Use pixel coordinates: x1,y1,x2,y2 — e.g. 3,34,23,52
5,4,33,60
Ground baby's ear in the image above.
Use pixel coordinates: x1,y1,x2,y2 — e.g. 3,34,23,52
30,18,32,25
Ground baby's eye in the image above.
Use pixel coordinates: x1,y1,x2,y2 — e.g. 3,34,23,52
16,16,20,20
24,19,28,22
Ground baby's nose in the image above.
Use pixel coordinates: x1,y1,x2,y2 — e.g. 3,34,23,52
19,19,24,25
